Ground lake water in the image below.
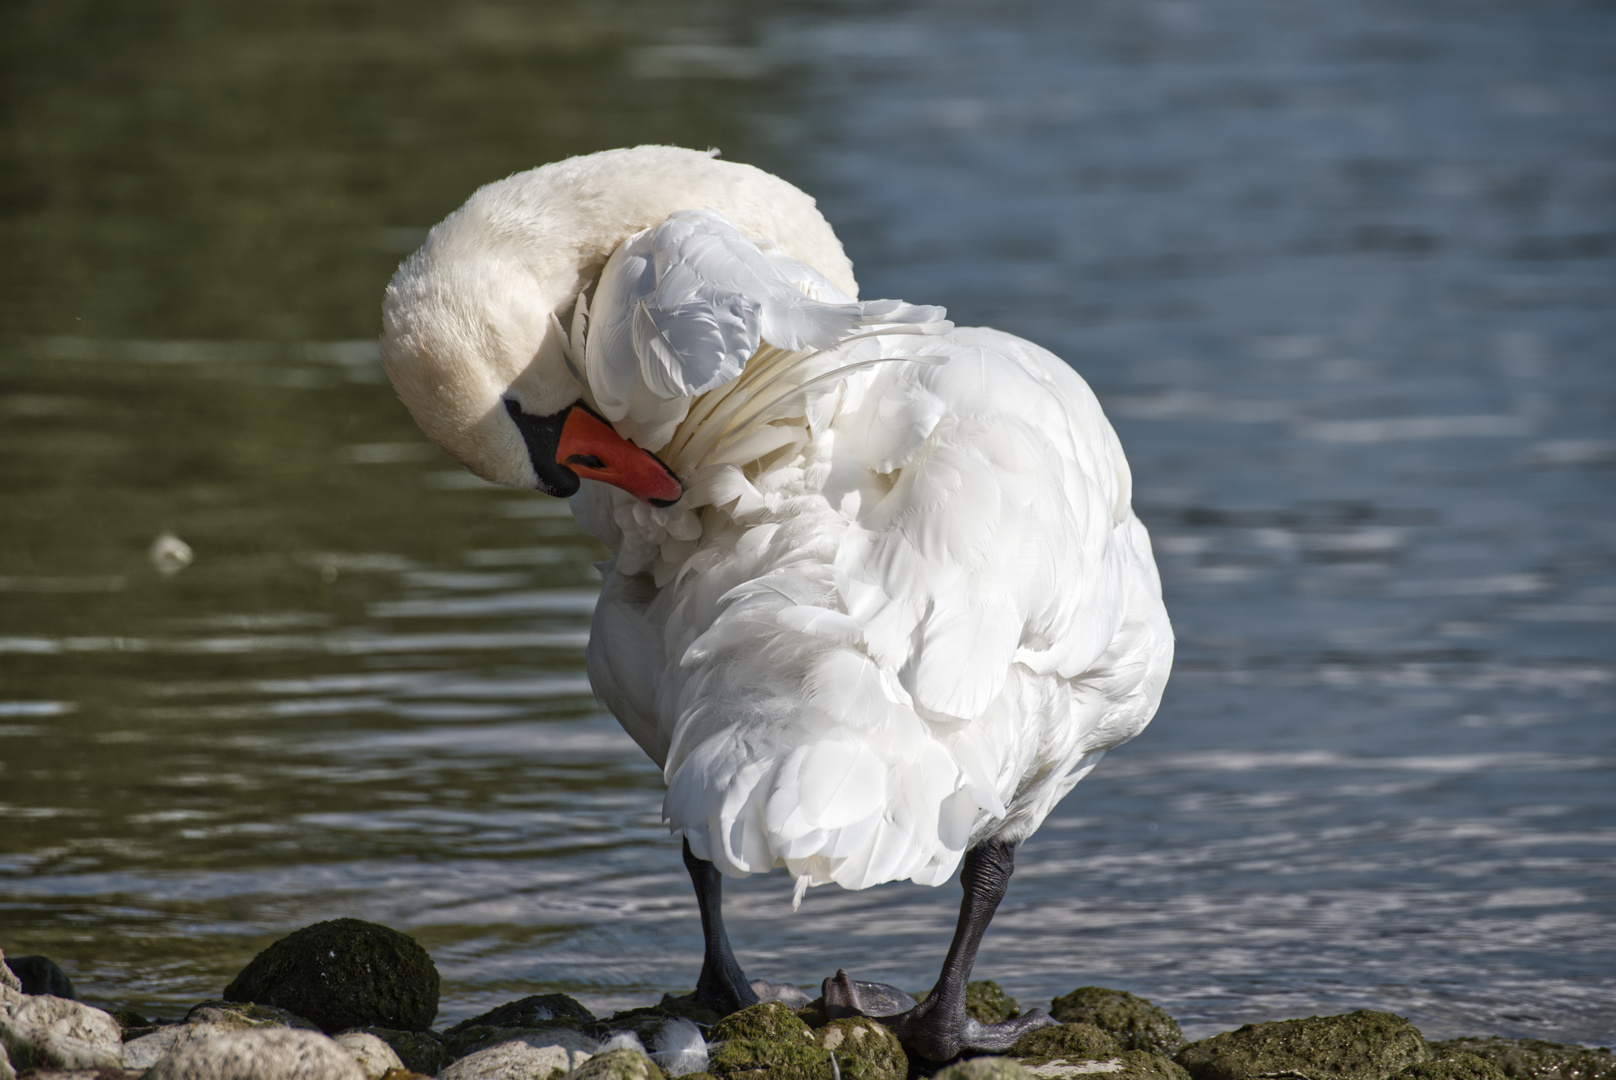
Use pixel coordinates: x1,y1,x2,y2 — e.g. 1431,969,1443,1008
2,0,1613,1048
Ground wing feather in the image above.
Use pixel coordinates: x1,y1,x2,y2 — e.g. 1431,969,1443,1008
588,294,1173,897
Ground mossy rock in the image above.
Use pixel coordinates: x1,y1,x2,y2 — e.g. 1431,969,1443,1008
344,1025,452,1075
967,982,1023,1026
223,917,440,1034
795,998,830,1029
819,1017,907,1080
1013,1022,1122,1065
1050,988,1186,1056
933,1059,1039,1080
1428,1040,1616,1080
711,1038,834,1080
709,1001,833,1080
1175,1011,1428,1080
448,993,596,1036
1111,1051,1196,1080
1394,1055,1510,1080
710,1001,816,1046
567,1047,661,1080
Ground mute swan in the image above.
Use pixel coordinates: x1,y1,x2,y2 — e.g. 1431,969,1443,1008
379,145,1173,1062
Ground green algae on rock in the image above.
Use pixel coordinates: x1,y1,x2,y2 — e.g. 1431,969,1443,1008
818,1017,907,1080
1394,1054,1510,1080
1111,1051,1196,1080
963,982,1023,1025
934,1058,1040,1080
710,1002,817,1046
708,1001,834,1080
1013,1022,1123,1065
1175,1011,1428,1080
223,919,440,1035
1050,989,1187,1056
1427,1040,1616,1080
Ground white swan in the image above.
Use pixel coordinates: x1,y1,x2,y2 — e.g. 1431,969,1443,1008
380,145,1173,1061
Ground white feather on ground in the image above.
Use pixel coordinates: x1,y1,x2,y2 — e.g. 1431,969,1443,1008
650,1017,709,1076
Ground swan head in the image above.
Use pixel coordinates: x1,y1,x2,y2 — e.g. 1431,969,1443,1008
379,145,856,504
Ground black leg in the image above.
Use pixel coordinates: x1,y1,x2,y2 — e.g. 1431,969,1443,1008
825,839,1056,1062
685,838,761,1015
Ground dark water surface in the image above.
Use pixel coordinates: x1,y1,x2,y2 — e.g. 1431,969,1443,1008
3,0,1613,1047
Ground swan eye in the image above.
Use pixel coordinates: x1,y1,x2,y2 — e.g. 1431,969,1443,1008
567,454,605,468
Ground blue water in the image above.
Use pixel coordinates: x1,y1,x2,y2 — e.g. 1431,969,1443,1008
1,0,1612,1048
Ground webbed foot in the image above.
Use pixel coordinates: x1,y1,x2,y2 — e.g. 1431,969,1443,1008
823,967,1057,1062
822,969,917,1019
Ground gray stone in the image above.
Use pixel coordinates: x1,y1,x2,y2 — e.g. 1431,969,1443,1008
1018,1051,1194,1080
3,955,76,1000
1050,989,1186,1056
446,1022,598,1062
1175,1011,1429,1080
5,1071,143,1079
934,1059,1041,1080
224,918,440,1033
124,1027,210,1070
564,1047,661,1080
344,1025,454,1075
144,1026,367,1080
1428,1040,1616,1080
0,949,21,999
440,1032,597,1080
185,998,322,1030
0,991,123,1071
335,1029,406,1078
122,998,324,1069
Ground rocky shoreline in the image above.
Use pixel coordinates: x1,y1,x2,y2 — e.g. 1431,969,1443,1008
3,920,1611,1080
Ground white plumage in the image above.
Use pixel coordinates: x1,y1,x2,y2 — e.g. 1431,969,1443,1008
381,145,1173,910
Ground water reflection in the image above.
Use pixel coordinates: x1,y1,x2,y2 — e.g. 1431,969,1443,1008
2,0,1613,1051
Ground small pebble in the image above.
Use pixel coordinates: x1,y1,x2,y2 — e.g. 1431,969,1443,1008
149,533,194,575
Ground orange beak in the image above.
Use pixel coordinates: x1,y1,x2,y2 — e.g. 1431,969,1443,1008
557,406,684,507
